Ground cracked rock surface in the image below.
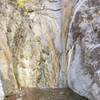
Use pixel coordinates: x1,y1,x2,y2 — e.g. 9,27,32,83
0,0,100,100
67,0,100,100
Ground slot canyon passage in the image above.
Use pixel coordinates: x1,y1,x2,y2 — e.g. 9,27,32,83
0,0,100,100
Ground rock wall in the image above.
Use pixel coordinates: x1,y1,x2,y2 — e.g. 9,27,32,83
0,0,100,100
66,0,100,100
0,0,67,97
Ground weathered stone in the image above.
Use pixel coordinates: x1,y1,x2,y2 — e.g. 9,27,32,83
67,0,100,100
0,0,66,97
0,0,100,100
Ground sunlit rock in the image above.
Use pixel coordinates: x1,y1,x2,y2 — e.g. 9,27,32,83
0,0,67,96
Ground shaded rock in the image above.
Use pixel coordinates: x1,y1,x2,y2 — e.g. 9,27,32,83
67,0,100,100
7,88,88,100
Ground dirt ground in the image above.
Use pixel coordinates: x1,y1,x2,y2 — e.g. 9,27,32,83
6,88,88,100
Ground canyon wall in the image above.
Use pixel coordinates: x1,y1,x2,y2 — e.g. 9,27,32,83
66,0,100,100
0,0,66,97
0,0,100,100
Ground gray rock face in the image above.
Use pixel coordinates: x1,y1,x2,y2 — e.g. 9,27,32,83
67,0,100,100
0,0,67,97
0,0,100,99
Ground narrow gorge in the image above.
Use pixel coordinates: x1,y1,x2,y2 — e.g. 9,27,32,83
0,0,100,100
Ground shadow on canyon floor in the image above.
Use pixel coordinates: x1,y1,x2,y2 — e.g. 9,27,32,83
6,88,88,100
